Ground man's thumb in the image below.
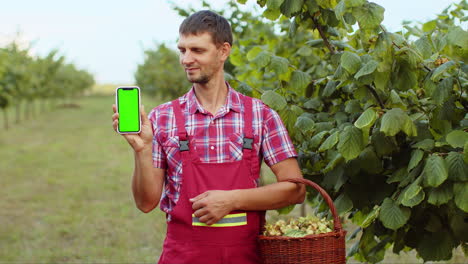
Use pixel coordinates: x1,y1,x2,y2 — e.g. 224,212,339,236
141,105,149,124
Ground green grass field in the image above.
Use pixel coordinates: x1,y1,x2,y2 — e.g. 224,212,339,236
1,94,465,263
0,94,167,263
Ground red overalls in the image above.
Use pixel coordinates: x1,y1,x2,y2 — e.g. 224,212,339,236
157,95,264,264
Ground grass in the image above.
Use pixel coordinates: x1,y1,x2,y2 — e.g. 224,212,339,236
1,94,166,263
1,93,466,263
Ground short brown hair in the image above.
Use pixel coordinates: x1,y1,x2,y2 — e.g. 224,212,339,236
179,10,233,47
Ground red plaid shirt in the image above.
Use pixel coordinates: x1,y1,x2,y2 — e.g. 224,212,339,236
147,83,297,216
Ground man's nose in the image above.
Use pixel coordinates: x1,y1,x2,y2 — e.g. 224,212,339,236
181,51,194,65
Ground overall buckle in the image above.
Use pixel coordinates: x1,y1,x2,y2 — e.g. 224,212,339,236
179,140,189,151
243,138,253,150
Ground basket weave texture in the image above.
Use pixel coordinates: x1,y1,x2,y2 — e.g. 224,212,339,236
258,178,347,264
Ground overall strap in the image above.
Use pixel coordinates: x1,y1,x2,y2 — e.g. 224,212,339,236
171,99,189,152
242,95,254,170
242,95,254,149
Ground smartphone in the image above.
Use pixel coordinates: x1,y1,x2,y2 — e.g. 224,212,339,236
115,86,141,134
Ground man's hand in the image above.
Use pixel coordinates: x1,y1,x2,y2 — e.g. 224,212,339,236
190,190,236,225
112,104,153,153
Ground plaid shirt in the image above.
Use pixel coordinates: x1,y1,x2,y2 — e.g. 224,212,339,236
147,83,297,216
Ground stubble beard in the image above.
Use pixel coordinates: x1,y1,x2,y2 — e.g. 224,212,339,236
187,72,210,84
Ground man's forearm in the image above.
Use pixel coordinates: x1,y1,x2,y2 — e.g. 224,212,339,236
132,147,164,212
231,182,305,211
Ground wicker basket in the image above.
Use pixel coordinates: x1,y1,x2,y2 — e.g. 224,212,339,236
258,178,347,264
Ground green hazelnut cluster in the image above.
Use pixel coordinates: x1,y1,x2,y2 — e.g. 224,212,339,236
263,215,334,237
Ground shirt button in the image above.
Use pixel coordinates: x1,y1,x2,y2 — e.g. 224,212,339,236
210,146,215,150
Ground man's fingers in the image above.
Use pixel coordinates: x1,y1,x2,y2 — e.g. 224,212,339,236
190,191,209,203
141,105,150,126
113,120,119,132
112,104,116,113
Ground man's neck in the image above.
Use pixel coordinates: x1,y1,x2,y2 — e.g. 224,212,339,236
193,73,228,115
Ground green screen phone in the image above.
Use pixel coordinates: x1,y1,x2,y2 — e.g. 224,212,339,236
116,86,141,134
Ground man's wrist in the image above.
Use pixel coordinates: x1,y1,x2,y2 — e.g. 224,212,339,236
135,146,152,158
229,189,242,211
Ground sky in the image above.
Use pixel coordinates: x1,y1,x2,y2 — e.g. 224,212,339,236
1,0,461,84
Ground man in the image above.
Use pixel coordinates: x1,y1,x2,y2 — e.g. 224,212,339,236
112,10,305,264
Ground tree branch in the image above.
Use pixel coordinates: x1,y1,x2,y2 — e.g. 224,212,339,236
366,84,385,109
312,17,336,55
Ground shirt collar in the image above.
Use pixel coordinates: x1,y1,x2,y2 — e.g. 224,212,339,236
186,82,242,115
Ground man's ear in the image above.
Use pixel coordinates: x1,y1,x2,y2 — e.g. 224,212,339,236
220,42,231,61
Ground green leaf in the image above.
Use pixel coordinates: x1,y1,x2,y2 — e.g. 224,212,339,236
269,55,289,75
360,206,380,228
447,26,468,47
261,90,287,111
446,152,468,181
401,182,425,207
247,46,263,61
267,0,285,9
408,149,424,172
322,80,338,97
316,0,338,9
380,108,406,136
446,130,468,148
358,147,383,174
297,46,313,56
306,39,324,47
354,60,378,79
414,35,432,59
401,115,417,137
389,90,405,108
283,229,307,237
304,98,321,110
379,198,410,230
319,131,340,152
354,108,377,129
353,2,385,29
334,0,346,20
465,141,468,163
341,51,362,74
334,193,353,216
263,7,282,20
280,0,304,17
237,0,248,4
294,114,315,133
345,0,365,8
454,182,468,212
372,131,397,156
431,61,456,82
338,126,364,161
323,153,344,173
277,204,296,215
412,139,435,151
310,131,328,149
289,71,311,91
252,51,271,68
428,183,453,206
387,167,407,184
417,231,456,261
423,154,448,187
422,20,437,32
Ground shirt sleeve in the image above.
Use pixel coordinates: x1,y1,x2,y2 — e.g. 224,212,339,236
148,108,167,169
260,105,298,167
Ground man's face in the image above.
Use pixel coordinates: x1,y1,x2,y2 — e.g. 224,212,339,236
177,32,228,84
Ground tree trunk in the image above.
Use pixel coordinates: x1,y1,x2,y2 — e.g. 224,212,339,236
15,100,21,124
2,108,8,130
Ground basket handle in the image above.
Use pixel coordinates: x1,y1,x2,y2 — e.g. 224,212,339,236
281,178,343,232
